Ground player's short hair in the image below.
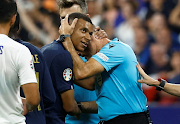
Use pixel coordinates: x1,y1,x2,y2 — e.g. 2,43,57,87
57,0,87,14
68,12,93,25
0,0,17,23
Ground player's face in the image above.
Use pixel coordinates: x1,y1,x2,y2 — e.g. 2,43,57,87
60,4,82,19
81,34,97,60
71,19,93,52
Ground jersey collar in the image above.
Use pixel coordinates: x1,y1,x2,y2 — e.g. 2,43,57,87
112,38,119,42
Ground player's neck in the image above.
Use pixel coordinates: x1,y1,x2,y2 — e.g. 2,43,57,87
0,23,10,36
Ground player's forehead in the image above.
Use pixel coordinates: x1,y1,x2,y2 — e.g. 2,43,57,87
60,4,82,19
75,19,93,32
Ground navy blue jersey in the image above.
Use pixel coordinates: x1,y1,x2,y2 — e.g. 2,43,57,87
41,40,74,124
17,39,56,124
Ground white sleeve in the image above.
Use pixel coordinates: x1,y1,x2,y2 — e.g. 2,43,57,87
17,46,37,86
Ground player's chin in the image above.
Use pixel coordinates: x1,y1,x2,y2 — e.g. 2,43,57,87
77,46,85,53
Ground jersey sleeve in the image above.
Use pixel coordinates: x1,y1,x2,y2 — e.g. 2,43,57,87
17,46,37,86
92,44,125,72
50,53,74,93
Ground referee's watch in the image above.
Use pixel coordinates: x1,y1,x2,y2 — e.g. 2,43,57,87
156,78,166,91
77,102,82,111
59,34,70,42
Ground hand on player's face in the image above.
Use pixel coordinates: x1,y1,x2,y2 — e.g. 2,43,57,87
81,29,106,60
59,14,78,35
93,26,107,39
81,34,98,60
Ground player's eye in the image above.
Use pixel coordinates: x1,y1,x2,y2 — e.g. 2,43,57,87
82,28,86,33
61,16,65,19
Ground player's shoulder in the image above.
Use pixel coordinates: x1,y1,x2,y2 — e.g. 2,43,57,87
41,40,70,55
109,38,132,50
17,39,34,48
16,39,35,49
1,35,29,52
98,38,131,56
17,39,42,53
41,40,57,51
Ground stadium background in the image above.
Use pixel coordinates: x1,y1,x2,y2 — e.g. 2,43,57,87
15,0,180,123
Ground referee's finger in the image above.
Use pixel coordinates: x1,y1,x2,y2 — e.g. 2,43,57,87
71,18,78,29
136,63,146,76
138,79,145,83
65,14,69,22
94,26,100,32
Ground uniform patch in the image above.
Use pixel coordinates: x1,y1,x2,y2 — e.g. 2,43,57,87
63,68,72,81
30,60,34,69
96,52,109,62
109,44,115,49
96,74,102,86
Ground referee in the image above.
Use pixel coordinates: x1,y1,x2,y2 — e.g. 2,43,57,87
60,14,151,124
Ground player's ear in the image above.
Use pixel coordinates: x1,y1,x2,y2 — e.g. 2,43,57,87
10,14,16,27
86,14,90,18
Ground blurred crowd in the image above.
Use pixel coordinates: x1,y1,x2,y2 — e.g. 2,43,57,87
16,0,180,105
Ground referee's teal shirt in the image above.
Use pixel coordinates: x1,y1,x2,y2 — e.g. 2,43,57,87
92,38,147,121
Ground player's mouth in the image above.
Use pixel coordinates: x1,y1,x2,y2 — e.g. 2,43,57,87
81,42,88,48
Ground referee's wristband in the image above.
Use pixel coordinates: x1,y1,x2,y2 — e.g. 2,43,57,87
77,102,82,111
156,78,166,91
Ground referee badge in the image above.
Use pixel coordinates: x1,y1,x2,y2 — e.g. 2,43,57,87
63,68,72,81
96,52,109,62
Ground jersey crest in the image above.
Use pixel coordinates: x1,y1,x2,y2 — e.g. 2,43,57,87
63,68,72,81
109,44,115,49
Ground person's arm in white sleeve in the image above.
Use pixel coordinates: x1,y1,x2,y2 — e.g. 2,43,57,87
17,46,40,114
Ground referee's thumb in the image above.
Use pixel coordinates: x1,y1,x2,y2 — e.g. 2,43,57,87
138,79,144,83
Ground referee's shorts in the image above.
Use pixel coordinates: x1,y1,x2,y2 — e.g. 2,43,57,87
98,111,152,124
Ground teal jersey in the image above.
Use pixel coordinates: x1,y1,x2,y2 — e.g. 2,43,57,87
92,38,147,121
65,57,100,124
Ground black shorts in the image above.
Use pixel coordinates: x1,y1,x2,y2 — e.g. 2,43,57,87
98,112,151,124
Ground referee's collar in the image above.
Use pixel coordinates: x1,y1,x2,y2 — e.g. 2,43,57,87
112,38,119,42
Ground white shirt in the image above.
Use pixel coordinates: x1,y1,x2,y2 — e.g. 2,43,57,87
0,34,37,124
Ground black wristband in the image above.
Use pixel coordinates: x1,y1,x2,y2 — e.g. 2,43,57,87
77,102,82,111
59,34,70,42
156,78,166,91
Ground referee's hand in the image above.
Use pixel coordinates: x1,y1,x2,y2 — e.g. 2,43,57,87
59,14,78,35
94,26,107,39
136,63,159,87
